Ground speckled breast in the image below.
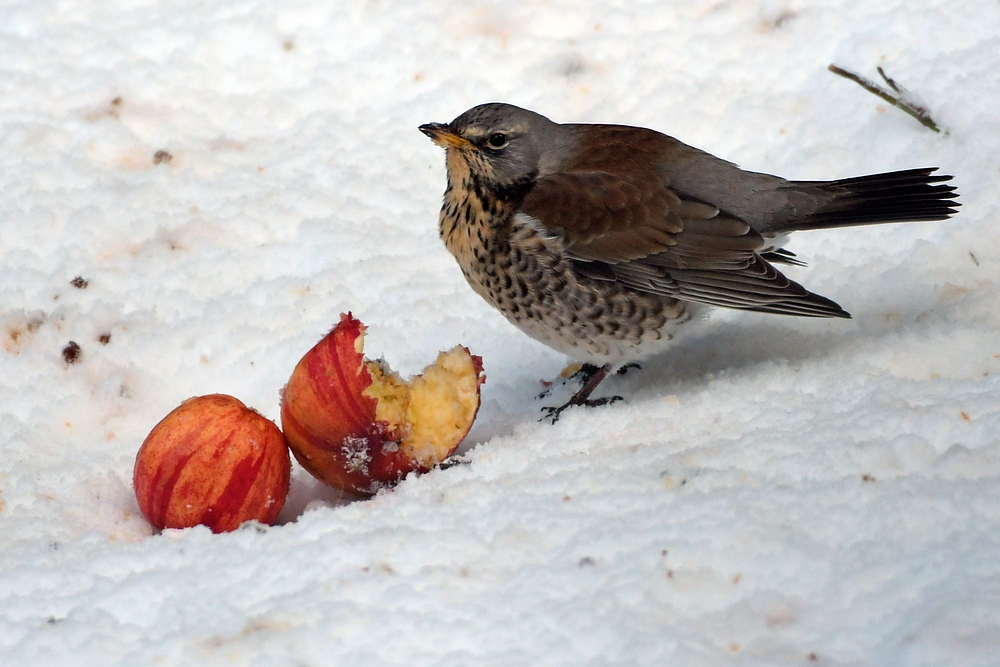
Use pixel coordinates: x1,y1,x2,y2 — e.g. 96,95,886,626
442,206,695,365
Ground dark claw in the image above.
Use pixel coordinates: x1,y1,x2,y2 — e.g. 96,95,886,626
539,403,569,424
585,395,624,407
616,363,641,376
539,395,624,424
539,405,563,423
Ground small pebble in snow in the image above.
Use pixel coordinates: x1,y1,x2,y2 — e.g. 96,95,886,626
62,341,81,365
70,276,88,289
153,150,173,165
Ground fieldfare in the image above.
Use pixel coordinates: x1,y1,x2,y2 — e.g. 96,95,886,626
420,103,959,420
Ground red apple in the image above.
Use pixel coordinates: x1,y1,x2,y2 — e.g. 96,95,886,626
133,394,291,533
280,313,485,495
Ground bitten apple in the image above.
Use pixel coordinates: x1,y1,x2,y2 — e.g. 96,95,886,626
280,313,484,495
133,394,291,533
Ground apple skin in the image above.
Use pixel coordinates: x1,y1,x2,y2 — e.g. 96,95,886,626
133,394,291,533
280,313,484,495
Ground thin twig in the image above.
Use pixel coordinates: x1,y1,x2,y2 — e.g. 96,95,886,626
828,63,941,133
876,66,901,93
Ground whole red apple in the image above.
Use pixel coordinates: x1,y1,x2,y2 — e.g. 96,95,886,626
133,394,291,533
281,313,484,495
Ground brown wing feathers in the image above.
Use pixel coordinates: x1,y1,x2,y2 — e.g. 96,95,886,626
522,171,683,262
616,253,850,318
520,165,851,318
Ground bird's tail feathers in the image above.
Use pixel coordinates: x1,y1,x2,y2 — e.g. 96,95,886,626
778,167,959,233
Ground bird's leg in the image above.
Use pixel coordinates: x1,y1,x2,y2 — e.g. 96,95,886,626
540,363,621,423
537,362,603,399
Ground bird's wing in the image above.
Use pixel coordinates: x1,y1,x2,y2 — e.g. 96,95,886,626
518,171,686,262
519,170,849,318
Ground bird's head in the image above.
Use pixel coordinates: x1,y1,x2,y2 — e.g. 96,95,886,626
420,103,569,202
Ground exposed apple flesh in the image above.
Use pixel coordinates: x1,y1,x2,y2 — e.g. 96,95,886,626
280,313,484,495
133,394,291,533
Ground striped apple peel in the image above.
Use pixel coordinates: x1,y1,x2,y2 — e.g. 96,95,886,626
133,394,291,533
280,313,485,495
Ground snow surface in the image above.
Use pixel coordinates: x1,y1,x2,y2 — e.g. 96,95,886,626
1,1,999,665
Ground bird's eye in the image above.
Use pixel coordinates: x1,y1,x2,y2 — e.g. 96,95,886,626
486,133,508,149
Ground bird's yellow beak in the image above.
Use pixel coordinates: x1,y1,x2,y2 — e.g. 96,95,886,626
419,123,471,149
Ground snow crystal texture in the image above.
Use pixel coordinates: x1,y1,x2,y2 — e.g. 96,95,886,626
1,1,998,665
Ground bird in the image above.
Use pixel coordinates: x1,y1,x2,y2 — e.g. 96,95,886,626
419,103,959,421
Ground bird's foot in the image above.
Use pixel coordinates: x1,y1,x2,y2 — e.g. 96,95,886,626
538,363,619,423
539,394,624,424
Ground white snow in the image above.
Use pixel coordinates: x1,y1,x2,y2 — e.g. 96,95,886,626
1,1,999,665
